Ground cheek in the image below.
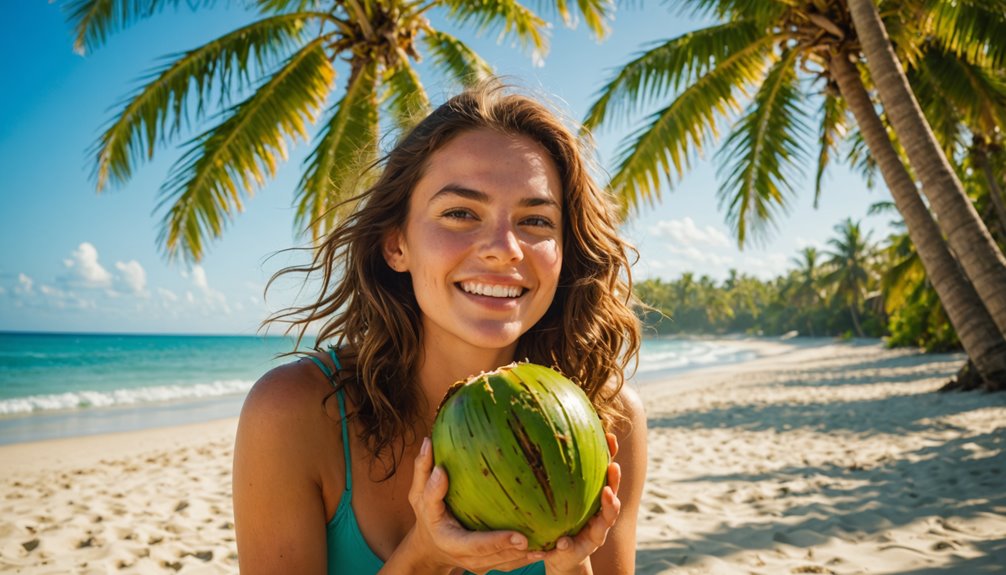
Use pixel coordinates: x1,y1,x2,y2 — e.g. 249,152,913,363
532,239,563,283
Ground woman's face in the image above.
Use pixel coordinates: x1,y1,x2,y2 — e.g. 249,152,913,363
383,128,564,357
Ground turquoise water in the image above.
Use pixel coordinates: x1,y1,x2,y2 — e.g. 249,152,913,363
0,332,758,444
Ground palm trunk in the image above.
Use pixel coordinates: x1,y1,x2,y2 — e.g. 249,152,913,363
830,51,1006,388
847,0,1006,337
849,304,864,338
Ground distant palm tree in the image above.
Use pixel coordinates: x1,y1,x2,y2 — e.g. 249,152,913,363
788,246,822,336
582,0,1006,386
66,0,613,261
822,218,874,337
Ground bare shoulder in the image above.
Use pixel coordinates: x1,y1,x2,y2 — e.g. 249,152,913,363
602,376,647,439
240,358,332,421
235,357,341,480
233,358,338,573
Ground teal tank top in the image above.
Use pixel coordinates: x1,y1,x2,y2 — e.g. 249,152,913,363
308,347,545,575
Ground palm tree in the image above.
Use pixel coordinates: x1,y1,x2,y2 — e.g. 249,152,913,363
822,218,874,337
846,0,1006,335
65,0,613,261
788,246,822,336
582,0,1006,387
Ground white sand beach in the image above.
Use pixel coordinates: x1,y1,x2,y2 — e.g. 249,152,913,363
2,339,1004,574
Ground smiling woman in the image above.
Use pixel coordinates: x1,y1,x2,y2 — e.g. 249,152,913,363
232,79,647,575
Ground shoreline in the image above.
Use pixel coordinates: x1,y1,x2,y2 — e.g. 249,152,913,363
2,339,1003,574
0,335,805,447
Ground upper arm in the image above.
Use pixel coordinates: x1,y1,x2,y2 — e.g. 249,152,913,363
232,364,332,574
592,382,648,574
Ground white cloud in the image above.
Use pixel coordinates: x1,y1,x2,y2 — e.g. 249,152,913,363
650,217,731,248
115,260,147,296
158,287,178,303
191,265,209,291
63,242,111,288
16,273,34,295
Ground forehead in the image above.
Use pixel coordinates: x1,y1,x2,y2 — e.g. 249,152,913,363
414,128,563,205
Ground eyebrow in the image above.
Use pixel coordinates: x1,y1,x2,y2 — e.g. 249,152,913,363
430,185,561,209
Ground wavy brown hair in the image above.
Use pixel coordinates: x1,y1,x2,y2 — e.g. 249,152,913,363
265,79,641,476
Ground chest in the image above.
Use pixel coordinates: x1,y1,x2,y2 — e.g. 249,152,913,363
353,461,417,559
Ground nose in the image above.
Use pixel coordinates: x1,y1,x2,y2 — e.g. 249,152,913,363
480,220,523,264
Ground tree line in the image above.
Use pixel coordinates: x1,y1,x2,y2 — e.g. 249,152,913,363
633,213,988,354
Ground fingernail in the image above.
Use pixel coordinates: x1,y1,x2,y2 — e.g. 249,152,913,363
557,538,570,550
510,534,525,548
420,437,430,456
431,466,443,483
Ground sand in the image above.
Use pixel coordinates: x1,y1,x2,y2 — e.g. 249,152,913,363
2,339,1004,574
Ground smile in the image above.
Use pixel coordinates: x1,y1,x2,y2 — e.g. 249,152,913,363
458,282,526,299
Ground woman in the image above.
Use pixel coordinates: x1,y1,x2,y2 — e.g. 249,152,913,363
233,80,647,574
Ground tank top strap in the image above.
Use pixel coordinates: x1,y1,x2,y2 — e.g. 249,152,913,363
305,347,352,492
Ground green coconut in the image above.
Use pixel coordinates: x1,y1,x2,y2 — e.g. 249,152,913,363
431,362,609,551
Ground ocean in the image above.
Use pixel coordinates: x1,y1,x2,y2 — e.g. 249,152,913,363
0,332,759,445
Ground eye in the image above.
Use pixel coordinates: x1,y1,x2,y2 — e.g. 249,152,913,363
521,215,557,229
441,208,477,221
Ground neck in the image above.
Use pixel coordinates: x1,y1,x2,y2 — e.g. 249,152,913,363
415,339,517,424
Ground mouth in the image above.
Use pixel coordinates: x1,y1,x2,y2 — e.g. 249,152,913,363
458,281,527,299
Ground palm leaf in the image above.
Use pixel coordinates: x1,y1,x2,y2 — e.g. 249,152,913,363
382,58,431,134
922,0,1006,69
64,0,208,54
664,0,790,29
92,12,323,192
441,0,550,60
716,48,810,246
529,0,613,39
604,35,775,215
583,20,763,131
157,37,334,261
421,30,496,87
913,45,1006,136
814,87,847,207
296,58,379,241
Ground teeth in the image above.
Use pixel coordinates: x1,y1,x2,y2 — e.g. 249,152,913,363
461,282,523,298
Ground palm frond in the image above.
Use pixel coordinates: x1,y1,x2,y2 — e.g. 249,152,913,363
382,58,431,135
914,44,1006,137
604,36,774,215
583,20,763,131
441,0,550,60
296,59,380,241
157,38,334,261
845,128,879,189
717,48,810,246
814,88,848,207
65,0,216,55
530,0,614,39
922,0,1006,69
92,12,322,192
663,0,790,29
421,30,496,87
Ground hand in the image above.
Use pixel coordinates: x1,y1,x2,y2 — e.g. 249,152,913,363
403,437,539,575
537,433,622,575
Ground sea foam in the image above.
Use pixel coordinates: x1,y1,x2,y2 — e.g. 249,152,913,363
0,379,254,415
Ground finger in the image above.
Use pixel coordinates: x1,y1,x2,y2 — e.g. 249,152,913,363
448,531,533,567
607,461,622,493
409,437,434,506
601,485,621,525
424,465,450,509
605,432,619,459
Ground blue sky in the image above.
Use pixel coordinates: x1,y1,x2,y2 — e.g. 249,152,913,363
0,3,894,335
